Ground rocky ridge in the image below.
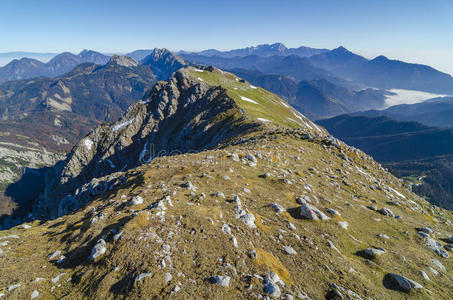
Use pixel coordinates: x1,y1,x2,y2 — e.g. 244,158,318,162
0,66,451,299
33,66,320,219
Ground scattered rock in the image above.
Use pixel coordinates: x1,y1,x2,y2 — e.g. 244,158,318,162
363,247,385,259
296,195,312,204
300,203,330,220
327,208,340,216
135,272,152,282
270,203,285,213
240,213,256,228
181,181,196,191
89,239,106,261
51,272,66,283
377,233,390,240
49,250,62,260
259,172,272,178
418,227,434,234
338,221,348,230
418,270,430,281
131,195,144,205
231,236,238,248
215,192,225,198
378,207,395,217
431,259,446,272
245,153,257,163
211,275,231,287
263,281,281,298
8,283,21,291
283,245,297,255
383,273,422,292
222,224,232,235
30,290,39,299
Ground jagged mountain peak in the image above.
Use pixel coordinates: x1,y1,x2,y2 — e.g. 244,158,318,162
141,49,187,80
107,55,139,67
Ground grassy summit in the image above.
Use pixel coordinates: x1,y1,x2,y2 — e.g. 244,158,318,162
187,67,322,132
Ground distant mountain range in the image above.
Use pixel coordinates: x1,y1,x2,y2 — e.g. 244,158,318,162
228,68,387,120
309,47,453,94
356,96,453,128
0,50,109,83
182,45,453,95
0,52,57,67
179,42,329,58
318,114,453,209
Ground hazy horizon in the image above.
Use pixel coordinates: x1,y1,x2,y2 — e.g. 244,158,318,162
1,0,452,74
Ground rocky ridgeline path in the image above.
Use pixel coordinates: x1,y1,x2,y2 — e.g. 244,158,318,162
0,131,452,299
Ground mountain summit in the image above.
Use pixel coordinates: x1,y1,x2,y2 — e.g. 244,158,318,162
0,66,451,299
33,66,320,218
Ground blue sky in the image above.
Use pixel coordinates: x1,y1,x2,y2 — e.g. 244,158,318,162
1,0,452,73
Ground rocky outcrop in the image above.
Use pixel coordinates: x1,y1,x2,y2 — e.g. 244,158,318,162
34,67,258,218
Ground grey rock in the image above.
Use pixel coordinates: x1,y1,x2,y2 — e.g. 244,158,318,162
222,224,232,234
300,203,330,220
283,245,297,255
431,259,446,272
240,213,256,228
377,233,390,239
259,172,272,178
49,250,62,260
181,181,196,190
211,275,231,287
51,272,66,283
338,221,348,230
384,273,422,292
364,247,385,259
378,207,395,217
418,270,430,281
30,289,39,299
428,267,439,276
89,239,106,261
418,227,434,234
263,282,281,298
135,272,152,282
270,203,285,213
327,208,340,216
245,153,258,163
131,195,144,205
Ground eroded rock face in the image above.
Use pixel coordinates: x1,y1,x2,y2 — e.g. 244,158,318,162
35,68,257,218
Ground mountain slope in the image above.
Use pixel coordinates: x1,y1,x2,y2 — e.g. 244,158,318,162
318,114,453,209
0,67,452,299
0,55,157,220
224,69,387,120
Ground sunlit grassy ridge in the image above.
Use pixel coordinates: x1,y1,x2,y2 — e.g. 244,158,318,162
187,67,321,131
0,132,452,299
